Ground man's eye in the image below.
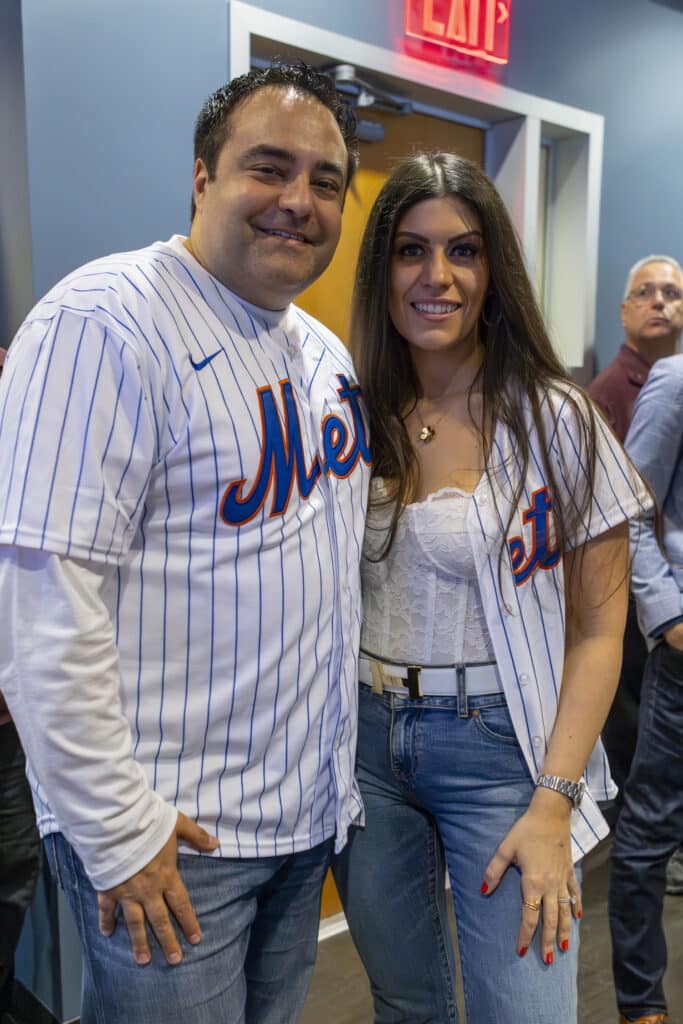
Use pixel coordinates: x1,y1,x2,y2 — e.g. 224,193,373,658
253,165,283,177
315,179,340,194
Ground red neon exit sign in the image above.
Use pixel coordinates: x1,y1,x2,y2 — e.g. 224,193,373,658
405,0,512,65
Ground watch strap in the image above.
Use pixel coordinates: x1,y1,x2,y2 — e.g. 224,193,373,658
536,773,585,809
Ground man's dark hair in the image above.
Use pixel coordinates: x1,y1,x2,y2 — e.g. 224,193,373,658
191,61,359,219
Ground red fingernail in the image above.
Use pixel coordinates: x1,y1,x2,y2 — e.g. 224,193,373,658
518,946,528,957
561,939,569,951
480,881,489,894
577,910,583,919
545,952,554,965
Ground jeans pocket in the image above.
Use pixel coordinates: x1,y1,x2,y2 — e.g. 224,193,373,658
471,705,520,745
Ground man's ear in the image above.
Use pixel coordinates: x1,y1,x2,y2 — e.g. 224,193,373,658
192,158,210,211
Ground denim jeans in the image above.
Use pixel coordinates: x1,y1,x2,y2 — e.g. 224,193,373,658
44,831,332,1024
609,640,683,1020
0,721,41,1011
333,685,580,1024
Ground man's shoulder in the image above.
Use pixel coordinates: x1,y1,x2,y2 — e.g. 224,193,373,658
643,352,683,396
26,239,180,328
651,352,683,378
14,240,198,365
587,352,624,396
289,304,356,375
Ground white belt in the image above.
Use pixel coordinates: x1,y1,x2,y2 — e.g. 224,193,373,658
358,654,503,700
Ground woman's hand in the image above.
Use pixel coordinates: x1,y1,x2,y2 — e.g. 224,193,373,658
480,790,582,963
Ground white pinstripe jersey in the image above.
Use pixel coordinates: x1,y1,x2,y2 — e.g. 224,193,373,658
465,389,649,859
0,236,371,859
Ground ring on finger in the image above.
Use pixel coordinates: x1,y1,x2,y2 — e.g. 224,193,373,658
523,898,541,912
558,897,572,904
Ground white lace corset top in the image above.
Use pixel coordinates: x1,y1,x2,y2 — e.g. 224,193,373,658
361,479,496,665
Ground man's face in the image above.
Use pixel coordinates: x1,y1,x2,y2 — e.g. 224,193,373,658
621,261,683,353
190,86,348,310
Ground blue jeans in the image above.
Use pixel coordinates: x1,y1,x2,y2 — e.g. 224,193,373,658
609,640,683,1020
44,832,332,1024
333,685,580,1024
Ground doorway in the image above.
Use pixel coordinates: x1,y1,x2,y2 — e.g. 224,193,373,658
297,106,484,346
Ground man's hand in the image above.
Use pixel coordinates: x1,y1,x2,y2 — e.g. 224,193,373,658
97,811,219,965
664,622,683,652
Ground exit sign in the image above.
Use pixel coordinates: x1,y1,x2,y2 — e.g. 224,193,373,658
405,0,512,65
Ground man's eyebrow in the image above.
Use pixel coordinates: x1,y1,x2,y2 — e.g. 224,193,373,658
241,145,345,178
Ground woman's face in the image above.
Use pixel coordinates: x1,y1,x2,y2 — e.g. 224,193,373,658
388,195,489,359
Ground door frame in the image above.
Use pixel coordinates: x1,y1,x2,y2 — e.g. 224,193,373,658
229,0,603,371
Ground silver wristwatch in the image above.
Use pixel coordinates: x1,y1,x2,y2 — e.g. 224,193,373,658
536,773,585,809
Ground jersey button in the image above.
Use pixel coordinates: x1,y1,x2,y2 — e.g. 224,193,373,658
519,673,529,685
532,735,543,747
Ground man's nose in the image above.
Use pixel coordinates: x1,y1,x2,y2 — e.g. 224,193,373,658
278,175,313,217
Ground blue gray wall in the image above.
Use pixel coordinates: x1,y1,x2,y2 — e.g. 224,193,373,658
0,0,33,346
14,0,683,366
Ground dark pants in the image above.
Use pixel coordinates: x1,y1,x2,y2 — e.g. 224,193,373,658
608,641,683,1019
0,721,41,1011
602,597,648,803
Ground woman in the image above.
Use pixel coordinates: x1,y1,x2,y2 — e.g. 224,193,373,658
332,153,648,1023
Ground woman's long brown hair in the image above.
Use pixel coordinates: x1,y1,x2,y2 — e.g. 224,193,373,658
351,152,610,585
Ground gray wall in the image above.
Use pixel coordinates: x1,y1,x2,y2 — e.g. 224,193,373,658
0,0,33,346
14,0,683,366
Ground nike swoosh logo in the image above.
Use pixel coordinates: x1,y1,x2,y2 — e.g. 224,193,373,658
190,350,221,371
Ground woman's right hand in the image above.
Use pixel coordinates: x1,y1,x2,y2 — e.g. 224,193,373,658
481,791,582,963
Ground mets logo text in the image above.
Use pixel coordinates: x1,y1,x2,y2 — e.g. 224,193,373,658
221,374,371,525
508,487,561,586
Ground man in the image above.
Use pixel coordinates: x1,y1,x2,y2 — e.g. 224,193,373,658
589,257,683,884
0,344,42,1024
609,352,683,1024
0,63,370,1024
589,255,683,443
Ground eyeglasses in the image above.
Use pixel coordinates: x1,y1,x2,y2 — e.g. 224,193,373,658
627,283,683,305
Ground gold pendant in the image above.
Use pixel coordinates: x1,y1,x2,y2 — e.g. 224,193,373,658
418,425,436,443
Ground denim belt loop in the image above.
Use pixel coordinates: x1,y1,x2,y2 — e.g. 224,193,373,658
456,664,468,718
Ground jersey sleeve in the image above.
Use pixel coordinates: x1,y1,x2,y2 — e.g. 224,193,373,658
0,310,157,564
547,387,651,551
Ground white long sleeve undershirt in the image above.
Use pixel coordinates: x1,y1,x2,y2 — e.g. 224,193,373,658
0,545,177,889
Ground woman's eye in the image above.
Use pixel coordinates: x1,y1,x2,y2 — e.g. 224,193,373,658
450,244,479,260
396,244,424,258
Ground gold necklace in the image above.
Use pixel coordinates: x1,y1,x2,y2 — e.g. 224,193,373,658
415,406,448,444
414,385,478,445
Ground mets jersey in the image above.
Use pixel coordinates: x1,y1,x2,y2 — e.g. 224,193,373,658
468,388,649,859
0,236,370,888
